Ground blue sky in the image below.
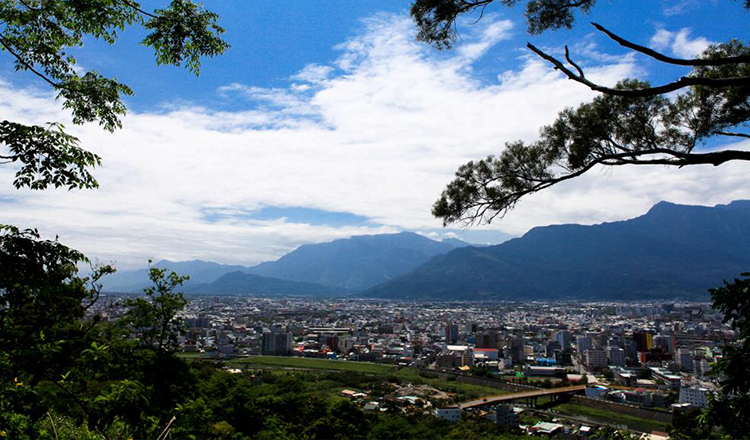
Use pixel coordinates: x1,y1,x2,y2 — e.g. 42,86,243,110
40,0,741,111
1,0,749,268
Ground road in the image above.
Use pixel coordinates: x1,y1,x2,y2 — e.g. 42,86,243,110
460,385,586,409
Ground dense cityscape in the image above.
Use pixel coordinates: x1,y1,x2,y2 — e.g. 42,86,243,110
87,295,727,438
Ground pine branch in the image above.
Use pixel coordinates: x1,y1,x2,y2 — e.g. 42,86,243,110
527,43,750,97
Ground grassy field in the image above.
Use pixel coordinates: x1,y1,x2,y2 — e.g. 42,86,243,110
552,403,670,433
231,356,395,374
392,368,508,400
208,356,507,401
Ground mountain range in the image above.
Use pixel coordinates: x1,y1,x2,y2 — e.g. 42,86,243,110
245,231,466,291
101,232,469,295
362,201,750,300
102,201,750,300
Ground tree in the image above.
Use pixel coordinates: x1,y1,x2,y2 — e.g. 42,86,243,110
0,2,227,436
0,0,228,190
408,0,750,225
0,225,114,391
0,225,115,438
121,263,189,353
703,273,750,439
0,228,196,438
591,425,637,440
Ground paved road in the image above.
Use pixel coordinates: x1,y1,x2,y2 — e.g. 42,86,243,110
460,385,586,409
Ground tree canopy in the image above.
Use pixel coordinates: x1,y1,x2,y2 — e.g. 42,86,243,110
409,0,750,225
0,1,227,437
705,273,750,439
0,0,228,190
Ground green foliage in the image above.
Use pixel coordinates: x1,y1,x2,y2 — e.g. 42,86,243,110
411,0,597,48
0,225,113,384
552,402,669,433
0,121,101,190
367,417,415,439
705,273,750,438
0,0,228,190
433,48,750,225
0,225,112,436
33,412,104,440
122,262,189,352
591,425,637,440
668,406,715,440
142,0,229,75
689,40,750,137
0,225,201,438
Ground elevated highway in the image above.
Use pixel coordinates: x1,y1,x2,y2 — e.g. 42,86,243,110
460,384,586,409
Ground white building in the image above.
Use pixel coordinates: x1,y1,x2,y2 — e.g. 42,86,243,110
435,407,461,423
679,386,710,408
472,348,499,362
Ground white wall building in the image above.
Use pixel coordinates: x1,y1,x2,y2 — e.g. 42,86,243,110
679,386,710,408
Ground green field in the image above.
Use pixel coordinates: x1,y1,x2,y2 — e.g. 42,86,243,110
392,367,509,400
232,356,394,374
552,403,670,433
205,356,508,401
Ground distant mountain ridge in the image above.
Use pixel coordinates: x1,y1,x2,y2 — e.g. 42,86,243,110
362,201,750,301
245,231,469,291
100,259,253,293
101,232,468,294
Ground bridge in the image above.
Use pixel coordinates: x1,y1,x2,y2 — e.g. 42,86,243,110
460,384,586,409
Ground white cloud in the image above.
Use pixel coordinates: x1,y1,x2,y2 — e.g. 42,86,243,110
456,17,514,61
650,28,714,59
662,0,700,17
2,14,746,271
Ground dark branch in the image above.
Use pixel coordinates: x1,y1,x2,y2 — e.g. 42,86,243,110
119,0,158,19
716,131,750,139
447,148,750,225
592,22,750,67
17,0,41,12
0,36,61,89
564,45,585,78
527,43,750,97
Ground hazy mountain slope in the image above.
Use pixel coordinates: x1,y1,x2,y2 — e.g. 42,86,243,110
101,260,252,293
246,231,468,291
362,201,750,300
